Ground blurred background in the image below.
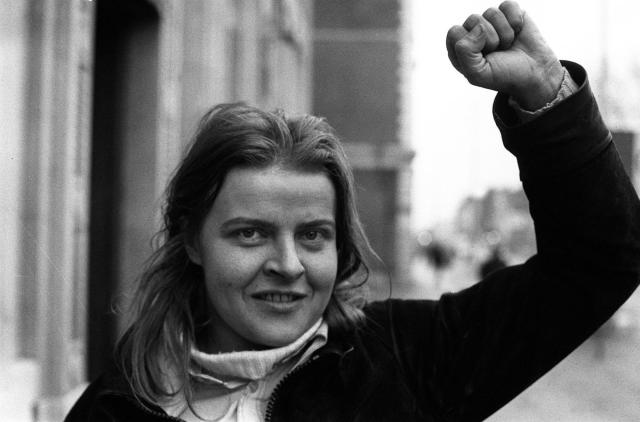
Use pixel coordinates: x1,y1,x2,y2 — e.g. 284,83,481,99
1,0,639,420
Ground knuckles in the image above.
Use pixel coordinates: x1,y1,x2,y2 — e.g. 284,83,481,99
482,7,501,20
463,14,482,31
499,0,519,12
446,25,463,41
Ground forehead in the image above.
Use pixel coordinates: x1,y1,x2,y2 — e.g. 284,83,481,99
211,166,336,221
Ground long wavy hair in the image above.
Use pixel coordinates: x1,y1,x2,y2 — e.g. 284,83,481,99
116,103,375,407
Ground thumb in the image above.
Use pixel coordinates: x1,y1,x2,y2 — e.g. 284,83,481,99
455,24,489,80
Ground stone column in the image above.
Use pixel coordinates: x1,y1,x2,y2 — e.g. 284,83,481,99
33,0,95,419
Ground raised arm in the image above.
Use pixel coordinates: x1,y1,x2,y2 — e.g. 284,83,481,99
375,3,640,420
435,1,640,418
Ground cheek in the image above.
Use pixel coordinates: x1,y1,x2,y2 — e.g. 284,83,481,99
201,243,264,289
306,250,338,291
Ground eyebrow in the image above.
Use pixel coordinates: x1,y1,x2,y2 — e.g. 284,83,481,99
220,218,274,231
298,219,336,231
219,217,336,231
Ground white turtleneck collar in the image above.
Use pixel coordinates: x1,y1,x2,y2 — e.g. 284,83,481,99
189,318,328,388
162,319,328,421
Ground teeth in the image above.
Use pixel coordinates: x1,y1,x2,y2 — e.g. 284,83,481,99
262,293,296,303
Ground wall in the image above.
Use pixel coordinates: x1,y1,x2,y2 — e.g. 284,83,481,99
0,0,28,366
312,0,413,287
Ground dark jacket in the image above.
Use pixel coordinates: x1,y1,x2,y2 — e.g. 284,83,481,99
65,62,640,422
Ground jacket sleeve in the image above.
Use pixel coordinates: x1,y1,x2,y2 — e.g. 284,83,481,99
383,61,640,421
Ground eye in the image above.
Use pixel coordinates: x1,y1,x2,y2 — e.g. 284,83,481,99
299,228,333,248
233,228,266,245
303,230,320,241
239,229,258,239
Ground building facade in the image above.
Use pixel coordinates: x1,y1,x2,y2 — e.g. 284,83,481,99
311,0,414,296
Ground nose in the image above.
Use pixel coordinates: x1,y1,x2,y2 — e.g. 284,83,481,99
263,237,305,280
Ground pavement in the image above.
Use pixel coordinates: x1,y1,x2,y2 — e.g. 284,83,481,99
0,358,38,422
489,331,640,421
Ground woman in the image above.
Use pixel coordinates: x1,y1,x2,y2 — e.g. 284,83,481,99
66,2,640,421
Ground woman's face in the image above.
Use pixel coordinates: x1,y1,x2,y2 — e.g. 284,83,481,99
189,166,338,352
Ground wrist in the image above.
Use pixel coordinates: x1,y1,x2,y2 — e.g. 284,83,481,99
511,60,564,111
509,66,579,122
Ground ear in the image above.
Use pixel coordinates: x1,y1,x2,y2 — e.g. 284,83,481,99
181,216,203,266
185,236,203,266
185,244,202,265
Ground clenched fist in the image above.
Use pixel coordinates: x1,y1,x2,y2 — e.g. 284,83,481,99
446,1,565,110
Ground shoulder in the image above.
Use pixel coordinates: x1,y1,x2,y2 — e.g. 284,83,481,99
364,298,438,323
358,263,534,341
64,373,113,422
64,364,154,422
358,299,440,347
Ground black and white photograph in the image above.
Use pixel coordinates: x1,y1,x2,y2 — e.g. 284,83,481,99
1,1,639,421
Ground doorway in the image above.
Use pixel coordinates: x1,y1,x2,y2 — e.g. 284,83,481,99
88,0,160,380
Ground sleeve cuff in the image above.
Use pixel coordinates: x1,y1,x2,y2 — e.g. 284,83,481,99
508,67,580,123
493,61,612,183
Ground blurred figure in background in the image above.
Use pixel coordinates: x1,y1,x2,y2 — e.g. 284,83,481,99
479,245,507,279
422,237,455,290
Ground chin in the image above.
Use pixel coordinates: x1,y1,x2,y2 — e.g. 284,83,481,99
254,327,304,349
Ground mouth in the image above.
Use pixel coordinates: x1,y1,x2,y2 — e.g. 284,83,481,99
252,292,306,303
